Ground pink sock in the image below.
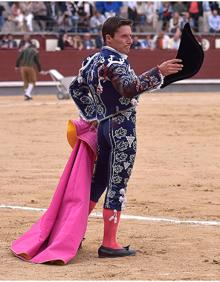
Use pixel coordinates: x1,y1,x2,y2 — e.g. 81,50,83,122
102,208,122,249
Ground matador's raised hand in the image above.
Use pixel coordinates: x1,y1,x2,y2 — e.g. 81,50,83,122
158,59,183,76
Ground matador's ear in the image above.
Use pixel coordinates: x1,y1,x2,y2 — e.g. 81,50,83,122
161,23,204,88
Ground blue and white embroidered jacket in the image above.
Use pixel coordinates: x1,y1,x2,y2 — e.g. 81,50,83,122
69,46,164,121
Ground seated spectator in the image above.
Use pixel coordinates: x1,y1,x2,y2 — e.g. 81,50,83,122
8,2,25,32
65,2,79,32
152,30,170,49
18,34,32,51
140,34,153,49
77,2,94,32
58,34,83,50
77,17,89,32
29,2,47,31
94,32,103,49
53,3,75,32
127,2,138,31
146,2,157,24
23,3,34,32
0,34,17,49
172,2,187,14
136,2,156,32
57,10,71,33
168,29,181,49
65,35,75,49
187,1,203,32
209,2,220,11
77,1,94,19
96,1,123,19
169,11,183,33
6,34,17,48
82,33,95,50
161,2,173,26
44,2,60,32
0,35,7,48
208,9,220,33
10,2,20,18
72,35,83,50
89,10,106,33
57,33,65,50
202,1,212,32
57,33,72,50
136,2,147,32
180,12,191,31
0,4,5,32
131,35,141,49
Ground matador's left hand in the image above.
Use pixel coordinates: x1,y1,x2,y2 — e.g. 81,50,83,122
158,59,183,76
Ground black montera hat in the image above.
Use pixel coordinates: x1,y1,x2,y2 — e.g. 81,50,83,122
161,23,204,88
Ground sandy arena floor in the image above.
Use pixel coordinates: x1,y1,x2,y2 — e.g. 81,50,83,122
0,92,220,280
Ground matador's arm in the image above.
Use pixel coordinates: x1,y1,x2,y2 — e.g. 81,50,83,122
107,63,164,98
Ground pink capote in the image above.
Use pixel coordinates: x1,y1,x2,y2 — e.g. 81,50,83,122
11,119,97,264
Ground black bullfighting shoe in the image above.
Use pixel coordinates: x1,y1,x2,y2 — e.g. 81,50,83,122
24,95,33,101
98,245,136,258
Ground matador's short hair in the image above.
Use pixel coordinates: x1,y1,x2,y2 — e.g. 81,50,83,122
102,16,132,44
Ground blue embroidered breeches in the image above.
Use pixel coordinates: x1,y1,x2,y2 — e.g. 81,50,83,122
90,109,137,211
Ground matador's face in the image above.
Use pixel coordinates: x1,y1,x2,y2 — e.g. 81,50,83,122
107,25,133,55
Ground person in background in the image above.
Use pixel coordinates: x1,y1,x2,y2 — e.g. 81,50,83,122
0,34,17,49
15,44,43,100
0,35,8,48
136,2,147,32
82,33,95,49
187,1,203,32
44,2,59,31
57,32,66,50
208,9,220,33
127,2,137,31
172,2,187,15
57,33,72,50
168,29,181,50
94,32,104,48
0,4,5,32
130,35,141,49
168,11,183,33
96,2,123,19
29,2,47,31
72,35,83,50
6,34,17,48
23,4,34,32
89,10,106,33
161,2,173,27
152,29,170,49
140,34,153,49
202,1,212,32
8,2,25,32
180,11,191,31
18,34,32,51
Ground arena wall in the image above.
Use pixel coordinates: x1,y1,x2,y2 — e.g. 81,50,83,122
0,49,219,81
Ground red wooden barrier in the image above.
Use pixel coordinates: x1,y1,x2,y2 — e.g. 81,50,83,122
0,49,219,81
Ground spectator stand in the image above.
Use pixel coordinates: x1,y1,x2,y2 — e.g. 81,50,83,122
0,1,220,96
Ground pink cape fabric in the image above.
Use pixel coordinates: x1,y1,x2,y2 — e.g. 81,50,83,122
11,119,97,264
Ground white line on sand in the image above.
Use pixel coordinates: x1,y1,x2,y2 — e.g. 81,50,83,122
0,101,71,108
0,204,220,226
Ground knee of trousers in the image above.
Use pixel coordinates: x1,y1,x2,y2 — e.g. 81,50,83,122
103,185,127,211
